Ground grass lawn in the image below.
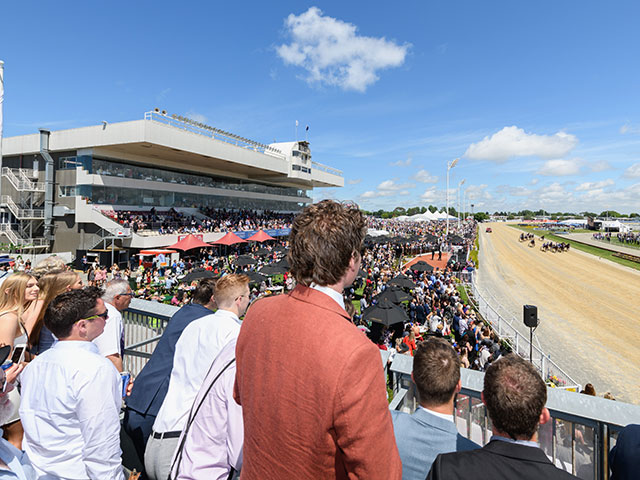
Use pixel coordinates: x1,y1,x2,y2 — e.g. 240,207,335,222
508,225,640,271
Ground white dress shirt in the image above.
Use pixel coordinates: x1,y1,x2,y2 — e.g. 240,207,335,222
19,341,124,480
153,309,241,433
309,283,345,310
93,302,123,357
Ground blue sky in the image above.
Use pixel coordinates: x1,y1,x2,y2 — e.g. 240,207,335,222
1,1,639,214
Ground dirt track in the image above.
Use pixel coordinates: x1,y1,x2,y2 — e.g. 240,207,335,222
476,222,640,404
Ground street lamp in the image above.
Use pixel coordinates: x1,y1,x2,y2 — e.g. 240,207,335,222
446,158,459,237
458,179,466,227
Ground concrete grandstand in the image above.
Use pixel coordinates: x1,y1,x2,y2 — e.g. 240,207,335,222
0,110,343,257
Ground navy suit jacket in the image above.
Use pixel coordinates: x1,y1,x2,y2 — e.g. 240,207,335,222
126,302,213,417
391,407,479,480
609,424,640,480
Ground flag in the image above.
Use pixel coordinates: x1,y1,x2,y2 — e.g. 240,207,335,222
305,125,309,131
0,61,4,161
295,120,299,127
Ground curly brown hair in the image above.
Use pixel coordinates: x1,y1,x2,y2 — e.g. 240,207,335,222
288,200,366,286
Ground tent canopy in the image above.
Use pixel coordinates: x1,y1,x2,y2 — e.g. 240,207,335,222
246,230,276,242
167,234,211,251
212,232,247,246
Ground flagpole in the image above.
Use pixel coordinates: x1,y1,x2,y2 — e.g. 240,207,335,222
0,60,4,201
295,120,298,141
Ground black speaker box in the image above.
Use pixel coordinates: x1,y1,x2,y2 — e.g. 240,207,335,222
523,305,538,328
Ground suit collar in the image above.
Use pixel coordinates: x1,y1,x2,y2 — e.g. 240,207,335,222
289,285,350,320
412,407,458,434
483,439,552,464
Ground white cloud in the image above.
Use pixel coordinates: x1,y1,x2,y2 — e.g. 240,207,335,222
589,160,612,172
464,126,578,163
185,111,208,124
412,169,439,183
420,186,438,202
390,158,412,167
575,179,614,191
529,178,539,185
347,178,362,185
359,179,415,199
536,159,581,176
620,123,640,135
276,7,410,92
624,162,640,178
377,179,415,191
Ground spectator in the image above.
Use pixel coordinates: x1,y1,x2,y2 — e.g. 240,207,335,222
123,277,218,475
427,354,577,479
609,424,640,480
392,338,479,479
234,200,402,479
94,279,133,372
145,274,250,480
20,287,124,479
170,338,242,480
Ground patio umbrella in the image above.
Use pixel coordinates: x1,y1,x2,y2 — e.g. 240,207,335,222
167,234,210,251
180,269,216,283
234,255,257,266
212,232,247,246
410,261,434,273
388,274,416,290
423,233,438,243
375,286,411,304
244,271,266,284
273,246,288,253
246,230,276,242
275,257,289,269
258,264,288,276
362,298,408,327
255,248,271,256
356,268,367,278
448,234,464,244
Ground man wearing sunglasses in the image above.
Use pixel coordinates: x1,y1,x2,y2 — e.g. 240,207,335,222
19,287,125,480
94,279,134,372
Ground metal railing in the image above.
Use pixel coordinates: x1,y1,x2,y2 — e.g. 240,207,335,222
0,224,49,248
389,356,639,480
144,111,287,160
1,196,45,219
311,161,343,177
464,274,579,390
1,167,45,192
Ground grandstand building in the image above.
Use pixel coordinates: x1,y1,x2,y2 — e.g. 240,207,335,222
0,111,343,255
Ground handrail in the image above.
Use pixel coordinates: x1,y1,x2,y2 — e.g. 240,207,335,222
1,168,45,192
0,224,49,248
1,196,45,219
311,161,343,177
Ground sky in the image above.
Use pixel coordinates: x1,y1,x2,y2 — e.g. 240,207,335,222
1,1,639,214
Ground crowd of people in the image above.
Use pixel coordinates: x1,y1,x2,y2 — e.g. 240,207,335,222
593,231,640,247
101,207,295,235
0,202,634,480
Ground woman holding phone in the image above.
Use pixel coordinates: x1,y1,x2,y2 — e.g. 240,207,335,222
0,272,39,449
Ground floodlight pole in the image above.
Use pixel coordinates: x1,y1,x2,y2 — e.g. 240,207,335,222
446,158,459,237
458,179,465,228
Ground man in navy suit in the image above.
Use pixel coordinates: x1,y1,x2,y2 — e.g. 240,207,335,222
391,337,479,480
122,277,218,473
609,424,640,480
427,354,578,480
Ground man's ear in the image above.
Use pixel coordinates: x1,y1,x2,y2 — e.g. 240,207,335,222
539,407,551,426
455,379,462,394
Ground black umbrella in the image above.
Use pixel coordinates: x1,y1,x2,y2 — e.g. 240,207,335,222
356,268,367,278
234,255,257,266
375,286,411,304
423,233,438,243
274,246,288,253
388,274,416,290
275,257,290,269
255,248,271,256
244,271,266,284
259,264,287,276
448,234,464,244
362,298,408,327
180,269,216,283
411,261,434,273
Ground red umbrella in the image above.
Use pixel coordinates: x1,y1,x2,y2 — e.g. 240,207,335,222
167,234,211,251
246,230,276,242
211,232,247,246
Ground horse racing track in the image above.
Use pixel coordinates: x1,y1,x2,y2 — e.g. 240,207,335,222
475,222,640,403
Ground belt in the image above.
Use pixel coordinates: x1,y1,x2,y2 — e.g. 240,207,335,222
151,430,181,440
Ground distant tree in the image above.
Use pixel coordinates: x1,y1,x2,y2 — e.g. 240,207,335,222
600,210,621,218
474,212,490,222
507,214,515,220
630,213,639,218
447,207,457,217
406,206,420,216
428,205,437,213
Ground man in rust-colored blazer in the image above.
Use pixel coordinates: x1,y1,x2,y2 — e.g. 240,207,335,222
234,200,402,479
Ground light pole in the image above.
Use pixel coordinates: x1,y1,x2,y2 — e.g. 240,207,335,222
446,158,459,237
458,179,465,228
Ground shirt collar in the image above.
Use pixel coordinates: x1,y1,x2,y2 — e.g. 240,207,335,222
54,340,100,354
214,308,242,325
417,405,455,424
309,283,345,310
491,434,539,448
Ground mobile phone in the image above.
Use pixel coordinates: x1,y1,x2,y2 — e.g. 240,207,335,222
11,345,26,365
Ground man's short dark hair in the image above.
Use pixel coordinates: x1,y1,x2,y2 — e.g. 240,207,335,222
288,200,366,286
45,287,103,339
191,277,217,305
483,354,547,440
412,337,461,406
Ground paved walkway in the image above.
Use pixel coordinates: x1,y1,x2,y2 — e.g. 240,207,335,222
563,232,640,257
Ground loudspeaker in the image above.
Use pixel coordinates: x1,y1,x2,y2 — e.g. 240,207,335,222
523,305,538,328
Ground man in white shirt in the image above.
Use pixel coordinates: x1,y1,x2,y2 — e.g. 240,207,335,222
145,274,250,480
391,337,479,480
20,287,124,480
94,279,133,372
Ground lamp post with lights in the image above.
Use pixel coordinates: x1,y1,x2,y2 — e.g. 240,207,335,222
446,158,459,237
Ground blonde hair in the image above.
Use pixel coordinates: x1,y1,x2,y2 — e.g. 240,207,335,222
29,271,80,346
0,272,37,324
32,256,67,277
214,274,249,308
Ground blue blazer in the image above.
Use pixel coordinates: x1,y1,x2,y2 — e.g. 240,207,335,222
391,406,479,480
126,303,213,417
609,424,640,480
